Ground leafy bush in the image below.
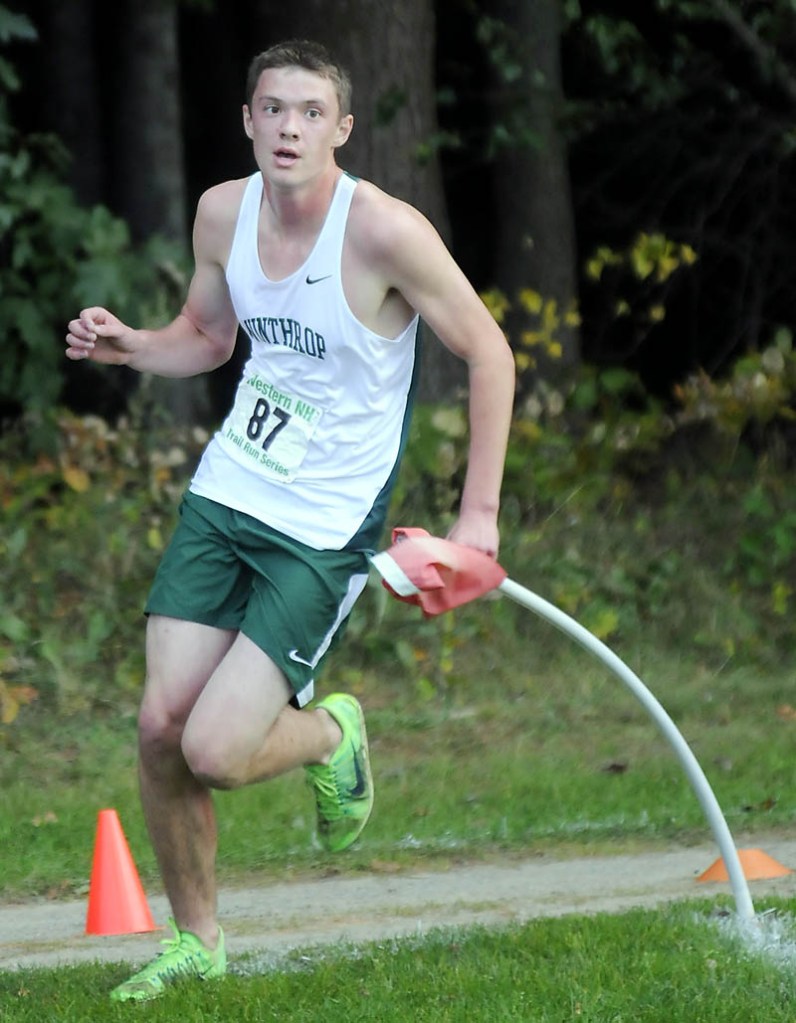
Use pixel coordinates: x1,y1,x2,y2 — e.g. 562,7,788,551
2,331,795,735
0,136,188,443
0,408,207,727
0,9,189,449
379,342,796,673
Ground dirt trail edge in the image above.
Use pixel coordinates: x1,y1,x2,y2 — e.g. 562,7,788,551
3,837,796,972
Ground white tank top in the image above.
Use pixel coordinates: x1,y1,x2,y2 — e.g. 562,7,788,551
190,172,420,551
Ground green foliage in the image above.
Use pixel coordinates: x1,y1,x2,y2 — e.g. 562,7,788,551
674,330,796,436
2,396,796,903
473,13,545,158
482,284,581,387
585,231,698,324
0,13,189,448
1,347,795,901
2,331,795,737
0,135,188,440
724,480,796,619
0,408,207,725
482,231,696,405
0,6,35,93
575,9,691,107
374,84,408,126
476,16,525,85
570,1,796,113
379,336,796,668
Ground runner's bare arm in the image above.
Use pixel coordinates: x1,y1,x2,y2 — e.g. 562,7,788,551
359,190,516,557
65,185,240,377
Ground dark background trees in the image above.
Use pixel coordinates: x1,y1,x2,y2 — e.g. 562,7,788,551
564,0,796,394
4,0,796,430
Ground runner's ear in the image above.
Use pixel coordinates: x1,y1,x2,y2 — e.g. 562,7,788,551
242,106,254,140
333,114,353,149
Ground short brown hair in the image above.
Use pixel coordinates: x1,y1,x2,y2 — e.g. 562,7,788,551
245,40,352,117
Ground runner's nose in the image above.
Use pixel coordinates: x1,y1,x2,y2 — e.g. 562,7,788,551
280,111,300,139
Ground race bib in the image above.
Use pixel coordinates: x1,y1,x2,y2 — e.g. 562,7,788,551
217,372,323,482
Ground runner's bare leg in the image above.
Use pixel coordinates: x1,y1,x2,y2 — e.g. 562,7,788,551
138,617,341,949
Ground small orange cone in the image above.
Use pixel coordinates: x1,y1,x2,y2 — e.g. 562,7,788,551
697,848,793,883
85,809,156,935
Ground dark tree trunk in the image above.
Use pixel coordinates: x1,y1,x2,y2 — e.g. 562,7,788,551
37,0,104,205
255,0,466,400
487,0,579,382
111,0,187,243
108,0,213,423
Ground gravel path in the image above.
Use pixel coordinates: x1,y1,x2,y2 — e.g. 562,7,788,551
2,836,795,972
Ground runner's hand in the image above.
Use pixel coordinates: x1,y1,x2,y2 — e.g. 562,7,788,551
446,508,500,559
65,307,138,365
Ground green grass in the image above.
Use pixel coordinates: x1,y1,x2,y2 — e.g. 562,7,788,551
3,900,796,1021
3,410,796,1018
2,629,794,899
3,414,796,877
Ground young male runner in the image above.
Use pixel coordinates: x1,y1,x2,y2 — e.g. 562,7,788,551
65,39,515,1001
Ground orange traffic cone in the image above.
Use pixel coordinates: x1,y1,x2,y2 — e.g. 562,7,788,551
697,848,793,883
85,809,156,935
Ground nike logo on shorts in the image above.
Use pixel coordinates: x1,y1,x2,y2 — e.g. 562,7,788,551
289,648,315,668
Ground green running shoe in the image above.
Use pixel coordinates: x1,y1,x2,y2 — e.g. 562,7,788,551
109,917,226,1003
306,693,374,852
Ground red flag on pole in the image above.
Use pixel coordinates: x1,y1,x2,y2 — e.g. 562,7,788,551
370,527,506,617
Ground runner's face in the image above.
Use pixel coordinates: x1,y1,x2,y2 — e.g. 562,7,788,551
243,67,352,185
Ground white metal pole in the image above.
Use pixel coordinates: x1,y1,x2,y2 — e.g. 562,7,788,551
498,577,756,920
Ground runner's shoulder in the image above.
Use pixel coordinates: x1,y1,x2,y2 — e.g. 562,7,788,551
195,177,251,231
348,179,436,266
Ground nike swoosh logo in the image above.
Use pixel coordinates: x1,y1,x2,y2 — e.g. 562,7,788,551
305,274,332,285
350,750,368,798
289,648,314,667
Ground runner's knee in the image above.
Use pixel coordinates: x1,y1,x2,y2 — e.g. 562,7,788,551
137,687,187,762
180,724,248,790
